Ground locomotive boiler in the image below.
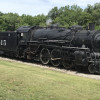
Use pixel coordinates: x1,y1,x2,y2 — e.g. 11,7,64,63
29,25,100,52
0,25,100,74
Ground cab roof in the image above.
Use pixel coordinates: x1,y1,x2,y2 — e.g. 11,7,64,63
16,26,39,33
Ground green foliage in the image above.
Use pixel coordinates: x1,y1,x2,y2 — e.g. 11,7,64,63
0,13,20,31
0,3,100,31
48,3,100,29
95,25,100,30
0,13,46,31
84,3,100,29
78,12,93,27
32,14,46,26
49,5,82,27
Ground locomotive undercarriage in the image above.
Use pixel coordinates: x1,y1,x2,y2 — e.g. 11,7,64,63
21,40,100,74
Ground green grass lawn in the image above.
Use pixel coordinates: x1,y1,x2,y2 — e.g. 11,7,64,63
0,59,100,100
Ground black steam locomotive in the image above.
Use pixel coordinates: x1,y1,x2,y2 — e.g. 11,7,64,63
0,25,100,74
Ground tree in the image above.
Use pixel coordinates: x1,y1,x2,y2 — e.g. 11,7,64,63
85,3,100,29
0,3,100,31
0,13,20,31
48,7,59,20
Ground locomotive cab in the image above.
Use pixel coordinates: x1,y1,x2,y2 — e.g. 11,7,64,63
17,32,28,45
16,26,34,45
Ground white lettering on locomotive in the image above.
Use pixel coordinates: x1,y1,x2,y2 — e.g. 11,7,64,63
1,40,6,46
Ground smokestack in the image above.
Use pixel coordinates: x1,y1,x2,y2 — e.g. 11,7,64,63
89,23,95,31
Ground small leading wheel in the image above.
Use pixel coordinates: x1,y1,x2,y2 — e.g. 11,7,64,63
88,63,96,74
62,59,73,69
51,49,61,67
40,48,50,65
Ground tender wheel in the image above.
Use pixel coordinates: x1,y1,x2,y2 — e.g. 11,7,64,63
40,48,50,65
88,63,96,74
62,59,73,69
51,49,61,67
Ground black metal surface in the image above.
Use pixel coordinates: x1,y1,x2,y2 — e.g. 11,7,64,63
0,25,100,74
0,31,17,52
30,26,100,52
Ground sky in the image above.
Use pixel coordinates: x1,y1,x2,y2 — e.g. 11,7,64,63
0,0,99,16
